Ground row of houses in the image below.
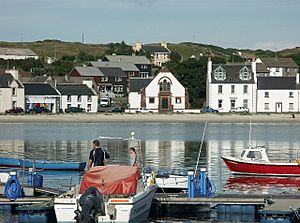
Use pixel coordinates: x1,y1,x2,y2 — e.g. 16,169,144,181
0,69,98,113
206,57,300,113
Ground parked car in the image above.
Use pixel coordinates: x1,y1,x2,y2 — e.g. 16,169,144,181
108,107,125,113
136,108,154,113
65,107,85,113
29,107,51,113
201,106,219,113
100,98,110,107
5,107,24,114
230,107,249,113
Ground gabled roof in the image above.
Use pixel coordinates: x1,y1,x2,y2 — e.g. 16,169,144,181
211,64,255,84
256,63,269,73
257,77,300,90
260,58,298,68
89,61,139,72
0,47,37,56
0,73,23,88
24,83,59,95
98,67,127,77
143,45,170,53
73,66,104,77
103,55,151,65
129,78,153,92
56,84,96,96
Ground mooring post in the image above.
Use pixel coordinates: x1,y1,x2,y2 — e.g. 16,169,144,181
200,168,207,196
188,171,194,198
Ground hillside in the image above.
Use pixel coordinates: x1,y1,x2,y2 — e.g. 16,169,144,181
0,40,300,65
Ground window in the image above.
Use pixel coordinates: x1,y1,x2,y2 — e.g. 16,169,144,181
218,99,223,109
101,77,108,82
218,85,222,94
213,66,226,81
230,99,235,110
77,104,81,108
159,79,171,92
129,72,135,77
176,97,181,104
87,96,92,102
231,85,235,94
12,101,16,108
276,68,280,72
264,92,269,98
67,104,71,108
113,85,123,93
289,92,294,98
140,72,148,78
289,103,294,110
77,96,81,102
243,99,248,109
149,97,155,104
67,95,71,102
264,103,269,110
243,85,248,94
12,88,17,96
87,104,91,112
115,77,122,82
239,66,251,80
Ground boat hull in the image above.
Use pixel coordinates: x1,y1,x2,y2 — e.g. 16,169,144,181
20,160,86,171
0,157,22,168
222,156,300,176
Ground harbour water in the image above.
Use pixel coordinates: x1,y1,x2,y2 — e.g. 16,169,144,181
1,122,300,222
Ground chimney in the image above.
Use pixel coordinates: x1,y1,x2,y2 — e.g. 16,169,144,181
251,57,257,83
5,67,19,80
207,57,212,83
296,73,299,84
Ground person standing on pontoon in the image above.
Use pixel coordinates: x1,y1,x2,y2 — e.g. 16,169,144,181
129,147,137,167
87,139,110,170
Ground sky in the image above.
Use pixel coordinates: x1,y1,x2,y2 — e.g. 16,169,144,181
0,0,300,50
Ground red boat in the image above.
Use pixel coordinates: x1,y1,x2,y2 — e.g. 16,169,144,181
221,146,300,176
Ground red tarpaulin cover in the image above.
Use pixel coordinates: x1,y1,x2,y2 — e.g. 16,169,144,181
79,166,139,194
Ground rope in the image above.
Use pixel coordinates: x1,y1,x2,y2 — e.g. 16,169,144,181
194,122,207,176
4,176,23,201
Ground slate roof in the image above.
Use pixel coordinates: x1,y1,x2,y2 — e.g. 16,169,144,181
256,63,269,73
129,78,153,92
211,64,255,84
24,83,59,95
143,45,170,53
260,58,298,68
0,73,23,88
98,67,127,77
74,67,104,77
0,47,37,56
90,61,139,72
56,84,96,96
257,77,300,90
29,76,50,83
103,55,151,65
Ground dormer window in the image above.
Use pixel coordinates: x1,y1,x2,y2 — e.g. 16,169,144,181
213,66,226,81
239,66,251,81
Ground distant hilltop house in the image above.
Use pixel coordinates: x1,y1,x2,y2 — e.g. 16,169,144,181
128,67,189,112
0,47,38,60
133,41,171,67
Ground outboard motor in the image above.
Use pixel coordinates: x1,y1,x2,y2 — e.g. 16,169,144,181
75,187,105,223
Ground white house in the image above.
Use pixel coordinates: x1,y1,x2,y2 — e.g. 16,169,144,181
129,68,188,112
24,83,60,113
256,57,298,77
0,70,24,113
0,47,38,60
56,83,98,113
257,76,300,113
206,58,257,113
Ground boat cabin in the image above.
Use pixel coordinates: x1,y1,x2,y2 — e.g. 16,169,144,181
240,146,270,162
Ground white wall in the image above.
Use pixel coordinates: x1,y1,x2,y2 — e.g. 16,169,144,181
60,95,98,113
145,72,186,110
0,81,25,113
128,92,141,109
0,54,38,60
208,83,257,113
257,90,300,113
26,95,59,113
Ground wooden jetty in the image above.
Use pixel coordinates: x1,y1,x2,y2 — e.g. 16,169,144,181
0,197,52,205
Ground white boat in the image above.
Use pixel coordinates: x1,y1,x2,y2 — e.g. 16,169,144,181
54,165,157,223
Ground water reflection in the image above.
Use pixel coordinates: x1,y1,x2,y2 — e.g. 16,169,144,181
1,123,300,195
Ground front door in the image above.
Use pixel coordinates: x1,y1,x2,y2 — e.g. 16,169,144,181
162,98,169,110
275,102,282,113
